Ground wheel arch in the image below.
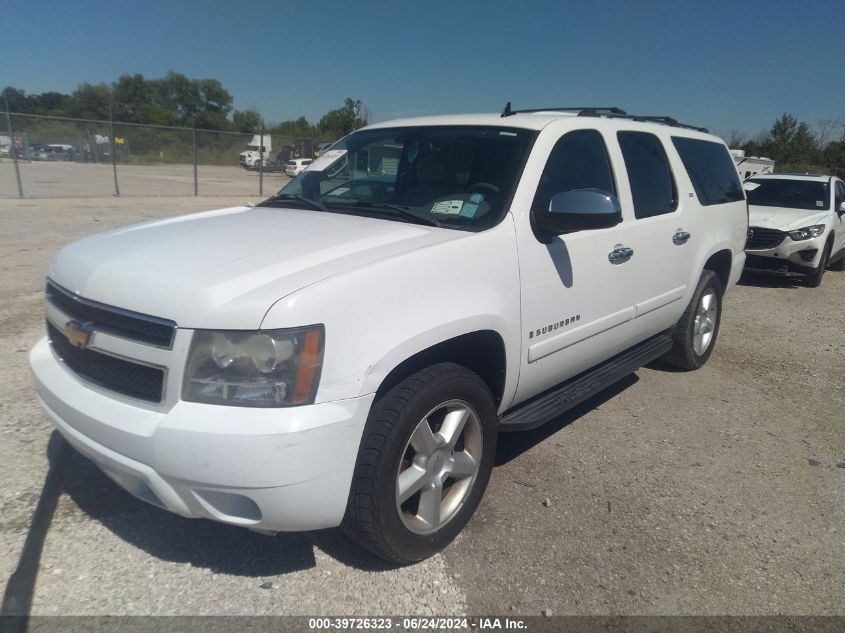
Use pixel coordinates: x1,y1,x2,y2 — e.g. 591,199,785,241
372,330,508,408
703,248,732,292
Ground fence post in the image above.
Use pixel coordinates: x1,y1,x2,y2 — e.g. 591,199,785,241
108,95,120,197
258,121,264,196
4,98,24,198
192,125,198,197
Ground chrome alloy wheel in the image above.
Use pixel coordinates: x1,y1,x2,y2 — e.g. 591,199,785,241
395,399,483,534
693,289,718,356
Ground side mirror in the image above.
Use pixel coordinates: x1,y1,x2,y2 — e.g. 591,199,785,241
838,201,845,215
536,188,622,235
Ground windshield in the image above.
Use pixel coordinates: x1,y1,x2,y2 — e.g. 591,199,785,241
745,178,830,211
261,125,535,230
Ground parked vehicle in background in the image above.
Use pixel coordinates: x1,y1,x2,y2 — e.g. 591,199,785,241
316,142,335,156
29,144,54,161
744,173,845,286
47,144,75,161
239,134,272,170
284,158,313,177
31,105,747,563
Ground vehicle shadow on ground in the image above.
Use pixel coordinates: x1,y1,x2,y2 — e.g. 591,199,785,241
494,374,638,466
11,432,399,592
738,272,806,289
0,433,70,625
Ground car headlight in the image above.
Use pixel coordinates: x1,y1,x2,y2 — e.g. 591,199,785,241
182,325,324,407
788,224,825,241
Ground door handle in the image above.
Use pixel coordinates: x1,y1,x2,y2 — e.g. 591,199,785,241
608,246,634,264
673,230,691,245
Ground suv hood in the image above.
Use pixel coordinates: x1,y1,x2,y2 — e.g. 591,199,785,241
748,205,829,231
49,205,461,329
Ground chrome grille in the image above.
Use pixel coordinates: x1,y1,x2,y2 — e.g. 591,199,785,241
746,227,786,250
46,280,176,348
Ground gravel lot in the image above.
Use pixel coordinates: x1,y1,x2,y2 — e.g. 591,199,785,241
0,196,842,617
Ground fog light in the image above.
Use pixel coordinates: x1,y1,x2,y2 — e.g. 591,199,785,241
799,249,818,262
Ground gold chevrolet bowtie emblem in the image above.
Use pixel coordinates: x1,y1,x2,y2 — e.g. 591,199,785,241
64,320,93,349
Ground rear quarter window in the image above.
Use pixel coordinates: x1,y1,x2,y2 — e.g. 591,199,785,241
672,137,744,206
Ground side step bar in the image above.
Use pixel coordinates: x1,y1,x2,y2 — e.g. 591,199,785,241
500,333,673,432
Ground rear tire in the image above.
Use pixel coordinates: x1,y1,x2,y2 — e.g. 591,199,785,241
661,270,723,371
342,363,498,563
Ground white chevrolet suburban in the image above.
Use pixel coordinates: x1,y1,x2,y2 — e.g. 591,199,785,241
744,173,845,286
31,105,748,563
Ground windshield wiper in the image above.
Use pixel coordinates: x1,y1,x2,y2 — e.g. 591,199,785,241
345,201,442,228
260,194,329,212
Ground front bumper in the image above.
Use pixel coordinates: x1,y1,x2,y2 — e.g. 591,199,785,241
744,254,816,276
30,337,374,531
744,236,825,276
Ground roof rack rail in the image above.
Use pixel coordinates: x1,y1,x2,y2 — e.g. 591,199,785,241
498,102,709,133
501,102,627,118
629,115,709,133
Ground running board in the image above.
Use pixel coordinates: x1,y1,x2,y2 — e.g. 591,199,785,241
500,333,673,432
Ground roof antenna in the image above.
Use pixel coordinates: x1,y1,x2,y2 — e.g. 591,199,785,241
501,101,513,118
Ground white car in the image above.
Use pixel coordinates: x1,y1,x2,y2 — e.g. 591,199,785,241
284,158,312,178
744,174,845,286
31,106,747,562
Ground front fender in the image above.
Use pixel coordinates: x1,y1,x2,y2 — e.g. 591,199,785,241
260,217,522,406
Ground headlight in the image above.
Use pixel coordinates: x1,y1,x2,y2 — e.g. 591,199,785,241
788,224,825,241
182,325,324,407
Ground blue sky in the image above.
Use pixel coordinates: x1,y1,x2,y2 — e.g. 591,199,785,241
2,0,843,137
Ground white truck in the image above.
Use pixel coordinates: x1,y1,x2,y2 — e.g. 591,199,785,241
31,106,748,563
238,134,272,170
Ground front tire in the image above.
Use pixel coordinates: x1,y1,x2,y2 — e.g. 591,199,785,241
342,363,498,563
662,270,723,370
829,250,845,272
806,241,832,286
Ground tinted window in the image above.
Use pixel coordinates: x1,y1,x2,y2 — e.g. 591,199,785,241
672,137,744,206
745,178,830,211
532,130,615,214
836,181,844,207
617,132,677,218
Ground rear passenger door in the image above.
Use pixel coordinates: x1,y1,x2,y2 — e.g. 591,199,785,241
613,131,691,333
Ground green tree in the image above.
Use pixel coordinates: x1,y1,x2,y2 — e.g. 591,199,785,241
317,97,364,138
1,86,29,112
232,109,261,133
69,83,111,119
822,142,845,178
272,116,313,138
761,113,818,165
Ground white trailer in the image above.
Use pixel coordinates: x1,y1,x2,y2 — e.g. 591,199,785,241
731,149,775,180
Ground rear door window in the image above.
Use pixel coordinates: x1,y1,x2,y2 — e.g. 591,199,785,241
617,132,677,218
672,137,744,205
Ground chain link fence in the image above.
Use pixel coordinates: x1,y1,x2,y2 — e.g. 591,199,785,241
1,111,335,199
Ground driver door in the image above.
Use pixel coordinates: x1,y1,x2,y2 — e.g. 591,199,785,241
514,127,638,403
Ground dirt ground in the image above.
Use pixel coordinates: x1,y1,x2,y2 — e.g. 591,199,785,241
0,196,842,616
